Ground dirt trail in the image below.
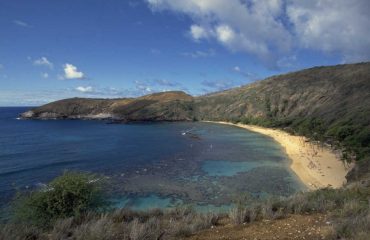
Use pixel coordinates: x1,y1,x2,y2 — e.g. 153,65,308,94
187,214,333,240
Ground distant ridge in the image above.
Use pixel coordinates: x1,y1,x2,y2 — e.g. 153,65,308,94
22,62,370,179
21,90,194,122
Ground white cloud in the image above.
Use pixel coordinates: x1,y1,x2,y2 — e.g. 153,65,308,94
147,0,370,66
41,72,49,79
232,66,258,80
154,79,180,87
201,78,246,92
0,87,126,106
135,80,153,93
147,0,291,67
277,55,297,68
190,25,210,40
33,57,53,69
215,25,235,44
134,78,184,94
13,20,30,27
287,0,370,63
75,86,94,93
181,49,215,58
74,86,128,97
63,63,85,79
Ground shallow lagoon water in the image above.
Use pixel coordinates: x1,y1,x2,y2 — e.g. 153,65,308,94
111,194,183,210
0,107,305,213
202,160,262,176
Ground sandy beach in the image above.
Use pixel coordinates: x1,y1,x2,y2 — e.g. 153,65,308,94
209,121,353,190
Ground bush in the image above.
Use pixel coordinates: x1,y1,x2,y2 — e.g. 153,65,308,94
12,171,107,228
129,217,161,240
167,206,219,237
229,206,246,224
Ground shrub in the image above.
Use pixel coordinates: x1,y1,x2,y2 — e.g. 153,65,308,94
129,217,161,240
167,208,219,237
260,201,274,220
334,210,370,239
229,206,246,224
245,205,258,223
12,171,107,228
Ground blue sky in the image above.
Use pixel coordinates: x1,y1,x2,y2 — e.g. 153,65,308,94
0,0,369,106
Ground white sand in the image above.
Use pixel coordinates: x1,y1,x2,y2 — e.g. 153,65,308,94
208,121,353,190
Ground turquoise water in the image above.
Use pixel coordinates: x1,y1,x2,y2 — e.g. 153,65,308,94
112,194,183,210
112,194,232,213
0,107,305,213
202,160,262,176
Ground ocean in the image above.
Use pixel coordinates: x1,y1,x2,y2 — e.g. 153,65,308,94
0,107,305,213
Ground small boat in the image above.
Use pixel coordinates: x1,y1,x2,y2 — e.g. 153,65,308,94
181,127,195,136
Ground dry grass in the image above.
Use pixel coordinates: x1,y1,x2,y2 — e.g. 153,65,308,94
1,181,369,240
229,206,246,224
227,181,370,239
0,206,220,240
0,224,45,240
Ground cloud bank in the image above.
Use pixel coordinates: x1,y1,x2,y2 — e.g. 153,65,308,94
147,0,370,66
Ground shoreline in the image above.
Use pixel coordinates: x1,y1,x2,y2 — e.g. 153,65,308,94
207,121,353,190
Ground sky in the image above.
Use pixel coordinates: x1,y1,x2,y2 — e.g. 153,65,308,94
0,0,369,106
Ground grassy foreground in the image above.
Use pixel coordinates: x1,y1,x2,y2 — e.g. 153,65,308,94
0,171,369,240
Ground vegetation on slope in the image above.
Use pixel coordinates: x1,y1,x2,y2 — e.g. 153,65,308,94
1,172,219,240
1,172,369,239
12,172,107,228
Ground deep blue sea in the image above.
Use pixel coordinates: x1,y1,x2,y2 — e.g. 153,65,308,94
0,107,305,213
